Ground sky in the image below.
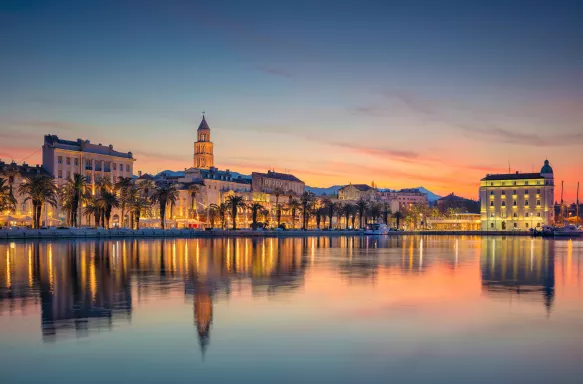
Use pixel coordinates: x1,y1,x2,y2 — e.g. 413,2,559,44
1,0,582,200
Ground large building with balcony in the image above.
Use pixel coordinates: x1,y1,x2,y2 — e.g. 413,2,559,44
42,135,135,189
479,160,555,230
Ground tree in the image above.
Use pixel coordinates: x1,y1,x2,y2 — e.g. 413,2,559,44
18,175,58,229
96,176,114,194
315,207,324,229
300,192,314,230
287,198,301,230
61,173,88,227
83,197,101,227
115,176,133,228
139,179,155,198
208,205,218,228
322,198,337,230
342,203,355,230
368,203,381,225
272,187,284,228
209,203,229,229
248,202,264,229
0,177,16,212
188,184,201,219
393,211,404,230
130,196,149,230
225,195,246,230
150,183,179,229
97,190,119,229
381,202,392,226
356,198,368,229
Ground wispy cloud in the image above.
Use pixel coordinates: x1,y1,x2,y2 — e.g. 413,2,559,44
257,66,293,79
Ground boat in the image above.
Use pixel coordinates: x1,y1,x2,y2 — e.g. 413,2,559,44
364,223,391,235
553,224,583,237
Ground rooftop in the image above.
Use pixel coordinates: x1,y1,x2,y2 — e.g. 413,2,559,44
198,116,210,131
481,172,544,181
341,184,373,191
44,135,134,159
253,171,303,183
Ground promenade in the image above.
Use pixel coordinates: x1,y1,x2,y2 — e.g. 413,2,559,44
0,228,531,240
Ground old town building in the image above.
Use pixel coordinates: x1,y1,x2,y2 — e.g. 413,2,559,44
251,170,305,196
479,160,555,230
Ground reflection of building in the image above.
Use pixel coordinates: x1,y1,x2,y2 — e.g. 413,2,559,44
479,160,555,230
427,213,481,230
193,291,213,355
481,238,555,313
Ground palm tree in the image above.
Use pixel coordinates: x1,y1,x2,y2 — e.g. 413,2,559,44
18,175,58,229
393,211,404,230
381,202,392,226
368,203,381,225
96,176,114,194
315,206,324,229
139,179,155,199
150,183,179,229
208,204,218,228
129,195,150,230
188,184,201,219
272,187,284,228
0,177,16,212
4,165,19,209
98,190,119,229
115,176,133,227
209,203,229,229
300,192,314,230
287,198,301,230
83,197,101,227
225,195,246,230
322,198,337,230
248,202,264,229
62,173,88,227
341,203,355,230
356,198,368,229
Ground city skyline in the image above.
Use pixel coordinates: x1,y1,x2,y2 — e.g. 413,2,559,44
1,1,582,200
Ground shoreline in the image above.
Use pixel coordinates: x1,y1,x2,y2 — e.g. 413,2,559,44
0,228,533,241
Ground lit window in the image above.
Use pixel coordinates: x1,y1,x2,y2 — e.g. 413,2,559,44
490,223,494,228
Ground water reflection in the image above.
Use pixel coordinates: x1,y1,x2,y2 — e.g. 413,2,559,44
0,236,572,350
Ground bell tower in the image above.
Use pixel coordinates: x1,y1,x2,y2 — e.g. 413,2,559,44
194,114,214,169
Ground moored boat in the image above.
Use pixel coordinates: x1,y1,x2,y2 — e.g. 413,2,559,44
364,223,391,235
553,224,583,237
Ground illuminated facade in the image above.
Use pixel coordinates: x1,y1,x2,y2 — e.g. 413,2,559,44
338,184,376,201
479,160,555,230
193,116,214,169
251,170,305,195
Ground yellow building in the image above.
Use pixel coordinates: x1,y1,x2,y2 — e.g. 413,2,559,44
479,160,555,230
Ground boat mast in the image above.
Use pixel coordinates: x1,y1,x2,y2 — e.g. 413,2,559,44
577,181,580,227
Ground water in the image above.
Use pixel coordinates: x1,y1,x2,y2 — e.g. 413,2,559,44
1,236,582,384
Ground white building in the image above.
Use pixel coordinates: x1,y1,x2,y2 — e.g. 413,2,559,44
42,135,135,190
479,160,555,230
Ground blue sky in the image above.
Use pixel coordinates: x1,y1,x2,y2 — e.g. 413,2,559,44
1,0,582,198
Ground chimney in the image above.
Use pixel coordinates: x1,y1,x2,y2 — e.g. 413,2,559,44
138,170,142,177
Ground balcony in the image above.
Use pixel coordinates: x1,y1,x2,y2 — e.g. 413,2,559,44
85,165,93,170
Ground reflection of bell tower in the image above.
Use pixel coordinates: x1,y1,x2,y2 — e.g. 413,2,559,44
194,114,214,169
194,291,213,356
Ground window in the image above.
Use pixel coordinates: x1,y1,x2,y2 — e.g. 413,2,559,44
67,171,71,179
490,182,493,186
514,181,517,186
490,191,494,195
537,189,541,194
490,212,495,217
525,201,529,206
491,223,494,228
58,156,63,164
536,200,541,206
526,223,529,228
66,157,71,165
501,190,505,195
513,200,517,206
525,190,528,194
502,201,506,207
58,170,62,178
537,212,541,217
490,201,494,206
126,165,129,172
74,158,78,166
537,223,541,228
119,163,123,171
513,213,517,218
513,190,517,194
113,163,117,170
514,223,518,228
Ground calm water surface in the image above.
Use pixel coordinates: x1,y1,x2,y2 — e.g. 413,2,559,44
1,236,582,383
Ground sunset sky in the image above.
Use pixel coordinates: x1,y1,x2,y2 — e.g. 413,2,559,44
1,0,582,200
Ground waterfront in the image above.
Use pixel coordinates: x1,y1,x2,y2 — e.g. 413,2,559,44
1,236,582,383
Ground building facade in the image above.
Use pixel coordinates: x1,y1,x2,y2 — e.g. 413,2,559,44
479,160,555,230
251,171,305,196
337,184,376,201
42,135,135,190
193,116,214,169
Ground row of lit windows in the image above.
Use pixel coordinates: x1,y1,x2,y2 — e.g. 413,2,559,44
58,156,130,172
487,180,550,186
490,200,541,207
490,189,542,196
489,212,542,218
489,222,541,229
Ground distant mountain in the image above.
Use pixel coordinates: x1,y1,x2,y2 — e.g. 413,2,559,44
306,185,343,196
413,187,442,202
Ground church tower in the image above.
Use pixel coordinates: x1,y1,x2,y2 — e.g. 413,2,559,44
194,115,214,169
